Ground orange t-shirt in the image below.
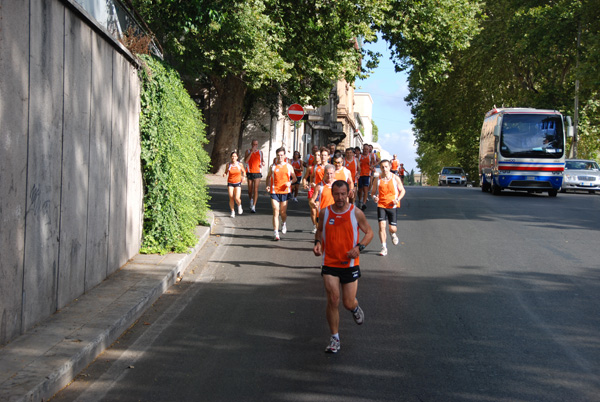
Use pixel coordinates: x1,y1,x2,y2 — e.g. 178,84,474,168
246,150,263,174
321,205,360,268
269,163,293,194
226,162,245,184
377,176,401,209
359,154,372,177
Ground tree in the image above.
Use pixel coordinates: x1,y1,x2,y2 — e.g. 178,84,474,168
372,119,379,142
133,0,385,172
403,0,600,176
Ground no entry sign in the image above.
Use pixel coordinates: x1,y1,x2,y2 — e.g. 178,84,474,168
287,104,304,121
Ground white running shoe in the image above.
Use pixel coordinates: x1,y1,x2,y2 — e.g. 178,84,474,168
293,197,298,203
311,225,317,234
325,336,340,354
230,211,235,218
274,231,280,241
352,305,364,325
379,246,387,256
392,233,399,245
281,222,287,234
251,205,256,213
238,205,243,215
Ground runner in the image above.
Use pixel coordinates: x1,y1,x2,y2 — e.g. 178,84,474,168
398,163,407,184
371,159,406,256
303,152,321,234
332,153,355,204
357,144,374,210
223,151,246,218
390,154,400,176
309,165,336,212
265,147,296,241
313,180,373,354
244,139,265,213
312,147,330,188
291,151,303,202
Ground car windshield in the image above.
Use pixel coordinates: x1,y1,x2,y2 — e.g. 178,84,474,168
441,168,464,175
565,160,600,170
500,114,564,159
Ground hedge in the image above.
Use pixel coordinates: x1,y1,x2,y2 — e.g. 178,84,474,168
138,55,211,254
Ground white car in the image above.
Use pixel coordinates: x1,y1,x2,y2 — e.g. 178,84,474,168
438,167,467,186
562,159,600,194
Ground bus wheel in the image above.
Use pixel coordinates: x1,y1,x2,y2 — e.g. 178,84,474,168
548,189,558,197
491,181,501,195
481,176,490,192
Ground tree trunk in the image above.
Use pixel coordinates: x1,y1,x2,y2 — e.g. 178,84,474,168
210,74,248,174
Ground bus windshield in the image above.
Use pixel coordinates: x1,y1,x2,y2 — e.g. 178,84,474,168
500,114,564,159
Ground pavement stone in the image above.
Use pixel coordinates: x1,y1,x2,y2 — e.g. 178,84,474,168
0,212,214,402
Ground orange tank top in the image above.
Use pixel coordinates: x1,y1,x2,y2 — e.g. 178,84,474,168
359,154,372,177
227,162,244,184
247,150,262,174
377,176,400,208
314,165,325,185
391,159,399,170
269,163,293,194
344,157,358,180
322,205,360,268
292,159,303,176
334,167,353,184
319,182,334,210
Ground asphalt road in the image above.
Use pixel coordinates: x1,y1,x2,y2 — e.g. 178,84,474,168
53,186,600,402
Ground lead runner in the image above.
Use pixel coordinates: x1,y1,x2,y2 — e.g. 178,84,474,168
313,180,373,354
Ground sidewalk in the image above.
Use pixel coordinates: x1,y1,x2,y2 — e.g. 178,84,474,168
0,211,215,402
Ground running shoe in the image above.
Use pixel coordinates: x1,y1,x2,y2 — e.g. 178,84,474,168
311,225,317,234
379,246,387,256
391,233,399,245
251,205,256,213
325,336,340,354
352,305,364,325
281,223,287,234
293,197,298,203
230,211,235,218
361,204,367,211
274,232,280,241
238,205,243,215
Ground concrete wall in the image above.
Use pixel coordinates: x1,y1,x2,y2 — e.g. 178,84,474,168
0,0,143,345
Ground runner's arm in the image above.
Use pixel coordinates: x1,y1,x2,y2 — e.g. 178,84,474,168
346,208,373,259
313,208,326,256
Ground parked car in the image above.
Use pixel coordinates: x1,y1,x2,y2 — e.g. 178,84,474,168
438,167,468,186
562,159,600,194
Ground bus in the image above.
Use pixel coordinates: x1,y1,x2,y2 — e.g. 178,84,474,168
479,108,573,197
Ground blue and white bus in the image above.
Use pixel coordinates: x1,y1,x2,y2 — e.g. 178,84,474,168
479,108,574,197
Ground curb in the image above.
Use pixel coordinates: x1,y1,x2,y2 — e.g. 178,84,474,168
0,212,214,402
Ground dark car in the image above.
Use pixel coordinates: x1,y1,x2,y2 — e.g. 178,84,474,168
438,167,468,186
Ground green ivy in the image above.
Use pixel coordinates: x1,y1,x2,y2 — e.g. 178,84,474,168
138,55,211,254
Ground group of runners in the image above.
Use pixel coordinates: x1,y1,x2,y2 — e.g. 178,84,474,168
223,140,406,353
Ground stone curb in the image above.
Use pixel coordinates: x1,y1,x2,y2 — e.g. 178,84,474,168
0,212,214,402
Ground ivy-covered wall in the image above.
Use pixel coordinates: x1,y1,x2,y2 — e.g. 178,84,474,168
138,55,211,254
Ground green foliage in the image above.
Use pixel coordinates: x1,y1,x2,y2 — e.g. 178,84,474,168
372,119,379,142
138,55,211,254
405,0,599,176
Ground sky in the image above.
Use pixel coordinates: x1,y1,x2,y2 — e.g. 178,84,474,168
355,39,419,173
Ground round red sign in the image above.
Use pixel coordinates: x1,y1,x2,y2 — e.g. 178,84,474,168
287,104,304,121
